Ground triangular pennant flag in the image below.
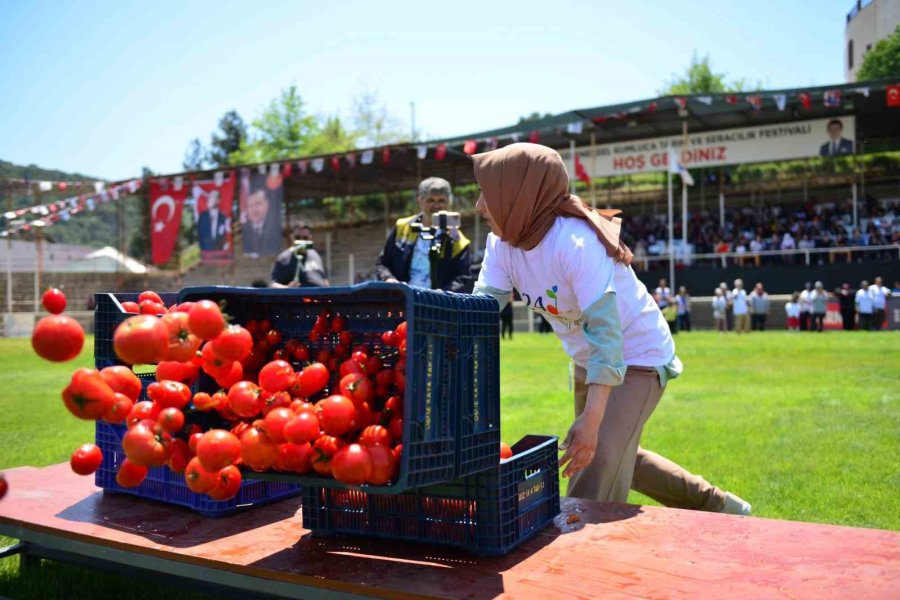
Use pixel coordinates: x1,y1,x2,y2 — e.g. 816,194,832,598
269,163,280,178
510,133,522,141
110,187,119,200
434,144,447,161
58,182,68,191
463,140,477,155
93,181,105,193
574,154,591,186
382,147,391,164
173,176,184,191
725,95,738,105
798,92,811,110
697,96,712,105
647,102,657,113
773,94,787,111
823,90,842,108
331,156,341,172
487,137,499,151
528,131,539,143
128,180,139,193
746,95,762,111
887,84,900,106
282,162,293,177
566,121,584,134
416,145,428,160
214,171,225,186
297,160,308,174
360,149,374,165
311,158,324,173
38,181,52,192
674,97,687,109
257,164,267,175
854,87,870,98
346,152,357,167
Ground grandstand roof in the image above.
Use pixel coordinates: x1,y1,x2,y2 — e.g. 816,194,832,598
174,79,900,199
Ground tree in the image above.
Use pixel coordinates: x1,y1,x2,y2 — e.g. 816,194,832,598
659,53,756,95
208,110,247,167
857,26,900,81
517,112,553,125
182,138,206,171
351,89,409,147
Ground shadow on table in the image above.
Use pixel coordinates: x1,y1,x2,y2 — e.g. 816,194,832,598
55,491,299,549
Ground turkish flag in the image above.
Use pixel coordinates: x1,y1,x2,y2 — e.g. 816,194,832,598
435,144,447,161
798,92,811,110
463,140,477,155
150,179,187,265
574,154,591,186
887,85,900,107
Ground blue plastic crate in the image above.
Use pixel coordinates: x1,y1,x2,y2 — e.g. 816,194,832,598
301,435,560,556
454,293,501,477
177,282,467,493
94,420,302,517
93,292,178,369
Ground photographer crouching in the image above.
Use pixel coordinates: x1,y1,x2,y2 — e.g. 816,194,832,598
375,177,472,292
270,223,329,288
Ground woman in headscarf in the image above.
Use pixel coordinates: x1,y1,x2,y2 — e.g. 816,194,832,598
473,143,750,514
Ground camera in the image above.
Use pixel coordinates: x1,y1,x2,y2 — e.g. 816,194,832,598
434,210,461,230
291,239,314,257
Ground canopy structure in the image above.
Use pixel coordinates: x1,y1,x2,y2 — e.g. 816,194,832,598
165,79,900,200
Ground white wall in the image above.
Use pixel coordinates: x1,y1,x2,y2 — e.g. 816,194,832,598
845,0,900,81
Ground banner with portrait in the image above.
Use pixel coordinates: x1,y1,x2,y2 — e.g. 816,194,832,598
192,172,235,264
239,166,284,257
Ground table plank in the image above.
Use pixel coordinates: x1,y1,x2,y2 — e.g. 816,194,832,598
0,464,897,599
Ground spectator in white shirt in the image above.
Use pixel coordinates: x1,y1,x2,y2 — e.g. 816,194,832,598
797,234,815,251
780,232,796,265
855,279,874,330
810,281,828,332
749,235,765,267
654,278,673,308
749,283,770,331
785,292,801,331
712,288,728,333
868,276,890,331
719,281,733,331
731,279,750,333
798,282,813,331
676,286,691,332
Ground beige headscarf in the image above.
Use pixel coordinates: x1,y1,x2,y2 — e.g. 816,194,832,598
472,143,632,264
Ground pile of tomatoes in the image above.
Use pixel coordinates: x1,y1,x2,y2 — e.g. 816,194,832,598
39,289,412,501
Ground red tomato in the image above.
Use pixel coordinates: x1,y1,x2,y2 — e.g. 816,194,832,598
388,416,403,441
126,400,160,428
393,444,403,462
315,349,332,365
500,442,513,460
366,444,396,485
339,373,374,406
161,312,201,362
283,411,320,444
259,360,294,393
147,380,191,410
394,321,408,341
330,315,347,332
167,439,190,473
170,302,195,314
354,401,373,429
188,432,203,453
295,363,330,397
113,315,169,365
184,457,216,493
156,360,199,386
240,426,279,472
41,287,67,314
358,425,391,448
122,419,171,467
121,301,140,314
241,349,267,372
381,330,396,347
338,330,352,346
32,315,84,362
262,390,292,415
398,338,407,359
188,300,225,340
291,343,310,362
99,366,143,401
245,319,260,337
275,442,313,474
331,444,373,485
192,392,215,411
365,356,382,375
290,399,315,414
62,368,116,420
339,359,365,378
116,459,148,488
103,392,134,424
375,369,395,388
195,429,242,472
70,443,103,476
157,407,185,433
201,342,235,380
213,361,244,389
138,291,163,305
207,465,242,501
262,407,294,444
311,435,343,476
316,395,357,436
0,474,7,499
140,300,167,315
384,394,403,417
211,325,253,362
394,371,406,394
265,329,283,347
227,381,262,418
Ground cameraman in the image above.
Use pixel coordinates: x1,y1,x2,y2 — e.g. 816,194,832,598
271,223,329,288
375,177,472,292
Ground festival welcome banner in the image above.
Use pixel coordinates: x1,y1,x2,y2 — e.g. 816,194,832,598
564,117,856,178
150,179,187,265
192,172,235,264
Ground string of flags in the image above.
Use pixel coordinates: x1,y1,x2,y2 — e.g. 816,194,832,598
0,179,142,238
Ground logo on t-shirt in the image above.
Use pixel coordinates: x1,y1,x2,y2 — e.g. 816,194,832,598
521,285,560,315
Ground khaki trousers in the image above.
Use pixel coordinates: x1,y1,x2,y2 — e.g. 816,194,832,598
734,313,750,333
567,366,727,511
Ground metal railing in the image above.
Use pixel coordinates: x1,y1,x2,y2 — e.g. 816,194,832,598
633,244,899,270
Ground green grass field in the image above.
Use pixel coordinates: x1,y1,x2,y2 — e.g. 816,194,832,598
0,332,897,598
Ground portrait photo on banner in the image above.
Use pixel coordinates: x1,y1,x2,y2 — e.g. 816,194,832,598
192,172,235,264
240,168,284,257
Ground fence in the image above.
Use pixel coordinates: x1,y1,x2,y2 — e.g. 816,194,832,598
633,244,899,271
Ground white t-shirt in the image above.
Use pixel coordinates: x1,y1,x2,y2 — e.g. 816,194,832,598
785,302,801,318
868,285,889,310
477,217,674,369
408,236,432,288
732,289,749,315
856,289,874,313
654,286,672,307
799,290,812,313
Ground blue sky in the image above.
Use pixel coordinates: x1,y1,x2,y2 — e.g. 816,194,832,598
1,0,855,180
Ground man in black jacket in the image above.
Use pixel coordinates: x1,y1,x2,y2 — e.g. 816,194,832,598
271,223,329,288
374,177,471,292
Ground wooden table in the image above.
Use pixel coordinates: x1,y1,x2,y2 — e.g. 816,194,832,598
0,464,897,599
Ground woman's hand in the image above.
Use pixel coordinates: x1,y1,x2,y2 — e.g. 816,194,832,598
559,412,600,478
